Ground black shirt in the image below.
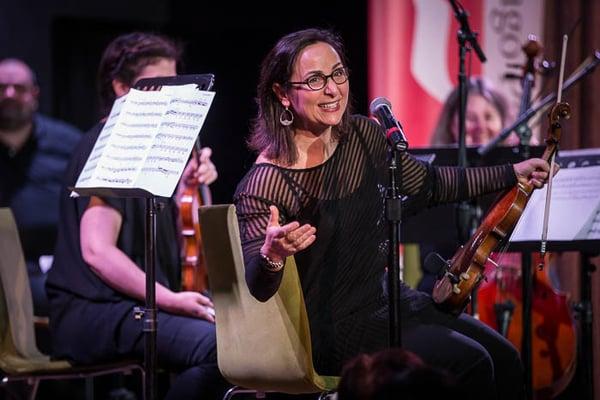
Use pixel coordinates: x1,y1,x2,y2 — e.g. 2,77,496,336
0,114,81,261
46,122,181,362
234,115,517,374
47,121,181,300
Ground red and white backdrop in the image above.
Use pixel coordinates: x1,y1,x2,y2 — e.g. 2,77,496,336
368,0,544,147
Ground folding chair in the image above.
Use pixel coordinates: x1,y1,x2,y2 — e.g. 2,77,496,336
199,204,338,399
0,208,144,400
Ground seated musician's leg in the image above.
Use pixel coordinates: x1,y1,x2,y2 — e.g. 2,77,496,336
403,301,524,400
118,310,228,400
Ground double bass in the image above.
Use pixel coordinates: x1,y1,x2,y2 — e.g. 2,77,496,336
432,37,576,399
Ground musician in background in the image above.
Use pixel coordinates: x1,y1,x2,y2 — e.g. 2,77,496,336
46,32,226,399
430,76,519,147
0,58,82,318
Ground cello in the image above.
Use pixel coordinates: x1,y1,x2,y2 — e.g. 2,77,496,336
178,145,212,293
432,36,576,399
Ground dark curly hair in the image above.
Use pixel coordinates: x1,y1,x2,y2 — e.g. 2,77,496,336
97,31,182,117
248,28,354,166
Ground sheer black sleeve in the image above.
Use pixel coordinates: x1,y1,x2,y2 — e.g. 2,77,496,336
234,166,298,301
235,116,518,302
354,115,517,206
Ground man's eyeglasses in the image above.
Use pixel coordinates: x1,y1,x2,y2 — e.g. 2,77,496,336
288,67,349,91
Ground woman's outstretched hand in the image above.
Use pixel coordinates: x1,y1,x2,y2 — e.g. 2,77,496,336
260,205,317,263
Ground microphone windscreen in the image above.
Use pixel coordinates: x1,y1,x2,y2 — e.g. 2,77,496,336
369,97,392,114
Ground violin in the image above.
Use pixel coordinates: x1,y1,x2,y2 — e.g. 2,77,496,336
178,147,212,292
431,68,571,314
433,36,576,399
478,37,577,399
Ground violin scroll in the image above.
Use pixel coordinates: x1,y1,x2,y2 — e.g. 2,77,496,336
549,101,571,127
540,102,570,159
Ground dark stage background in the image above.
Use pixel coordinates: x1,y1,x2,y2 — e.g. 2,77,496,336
0,0,368,204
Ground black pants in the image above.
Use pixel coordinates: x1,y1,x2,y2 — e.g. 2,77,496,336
402,299,524,400
119,310,228,400
49,294,228,399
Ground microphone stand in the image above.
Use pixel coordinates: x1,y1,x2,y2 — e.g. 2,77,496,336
449,0,487,316
386,136,408,348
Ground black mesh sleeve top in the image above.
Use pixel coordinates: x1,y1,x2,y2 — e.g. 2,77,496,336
234,115,516,374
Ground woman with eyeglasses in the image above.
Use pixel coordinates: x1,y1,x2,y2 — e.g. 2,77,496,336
234,28,555,400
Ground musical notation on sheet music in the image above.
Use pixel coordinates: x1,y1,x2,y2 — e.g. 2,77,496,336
72,85,215,197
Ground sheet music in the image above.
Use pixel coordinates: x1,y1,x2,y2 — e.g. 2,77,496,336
586,208,600,239
73,85,215,198
510,165,600,241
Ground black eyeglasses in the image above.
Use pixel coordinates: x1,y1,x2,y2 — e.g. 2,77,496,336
288,67,349,91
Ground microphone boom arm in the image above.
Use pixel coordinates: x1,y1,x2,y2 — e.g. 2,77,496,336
448,0,486,62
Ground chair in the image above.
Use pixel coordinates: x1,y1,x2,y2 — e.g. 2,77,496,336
0,208,144,400
199,204,339,400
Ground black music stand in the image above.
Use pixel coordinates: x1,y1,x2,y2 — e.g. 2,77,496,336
401,145,545,297
71,75,215,400
405,146,599,399
130,73,215,400
507,149,600,400
401,145,545,245
508,240,599,400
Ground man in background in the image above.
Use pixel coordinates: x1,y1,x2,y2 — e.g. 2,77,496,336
0,58,81,317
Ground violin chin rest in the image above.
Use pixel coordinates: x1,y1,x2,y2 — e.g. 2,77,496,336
423,252,450,279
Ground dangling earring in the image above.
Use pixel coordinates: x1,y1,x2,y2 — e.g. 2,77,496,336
279,106,294,126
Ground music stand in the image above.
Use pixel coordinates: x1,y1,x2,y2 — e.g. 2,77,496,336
131,73,215,400
509,148,600,400
70,74,215,400
401,145,545,246
507,240,599,400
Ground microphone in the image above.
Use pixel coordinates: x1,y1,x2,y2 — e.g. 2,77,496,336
369,97,409,151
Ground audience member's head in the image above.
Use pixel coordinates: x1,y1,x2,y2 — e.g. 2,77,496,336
97,31,182,116
0,58,39,131
337,348,462,400
430,76,514,146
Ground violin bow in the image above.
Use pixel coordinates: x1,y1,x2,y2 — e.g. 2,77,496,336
539,34,568,268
